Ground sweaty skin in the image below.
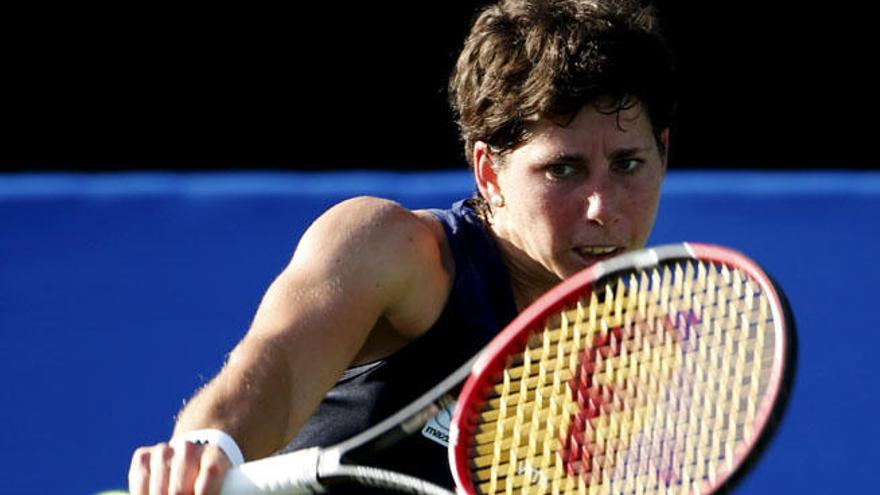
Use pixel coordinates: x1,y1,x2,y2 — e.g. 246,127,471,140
476,103,667,309
129,197,454,495
128,102,667,495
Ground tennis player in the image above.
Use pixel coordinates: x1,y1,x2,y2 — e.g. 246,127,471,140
128,0,676,493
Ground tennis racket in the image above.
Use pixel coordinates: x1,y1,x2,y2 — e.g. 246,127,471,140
219,242,795,495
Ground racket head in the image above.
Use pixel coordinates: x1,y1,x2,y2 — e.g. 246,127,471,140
449,242,794,495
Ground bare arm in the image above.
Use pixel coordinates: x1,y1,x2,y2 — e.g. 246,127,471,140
129,196,451,495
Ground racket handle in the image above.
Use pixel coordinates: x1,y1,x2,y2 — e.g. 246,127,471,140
220,447,325,495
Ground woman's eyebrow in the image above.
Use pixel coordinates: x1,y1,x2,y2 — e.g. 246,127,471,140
534,144,652,165
540,152,587,165
609,146,650,160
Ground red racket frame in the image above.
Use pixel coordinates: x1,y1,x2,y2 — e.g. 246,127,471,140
448,242,789,495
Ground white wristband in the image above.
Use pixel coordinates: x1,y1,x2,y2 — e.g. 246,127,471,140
171,428,246,466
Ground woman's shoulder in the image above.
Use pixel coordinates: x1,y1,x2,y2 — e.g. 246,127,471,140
305,196,444,252
301,196,454,338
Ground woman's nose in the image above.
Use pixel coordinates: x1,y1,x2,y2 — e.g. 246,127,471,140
586,191,605,226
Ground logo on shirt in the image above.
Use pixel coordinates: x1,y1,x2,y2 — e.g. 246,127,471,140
421,396,456,447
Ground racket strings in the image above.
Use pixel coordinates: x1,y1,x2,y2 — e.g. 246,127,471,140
468,261,776,495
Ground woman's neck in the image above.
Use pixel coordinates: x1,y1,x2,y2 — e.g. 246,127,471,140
490,230,562,312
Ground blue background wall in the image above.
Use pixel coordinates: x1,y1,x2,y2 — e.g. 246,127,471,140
1,171,878,494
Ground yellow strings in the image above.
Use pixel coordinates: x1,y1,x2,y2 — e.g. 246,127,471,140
469,261,776,495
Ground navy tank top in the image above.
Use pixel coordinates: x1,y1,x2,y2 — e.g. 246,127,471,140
283,199,518,491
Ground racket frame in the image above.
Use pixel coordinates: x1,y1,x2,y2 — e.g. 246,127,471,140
448,242,794,495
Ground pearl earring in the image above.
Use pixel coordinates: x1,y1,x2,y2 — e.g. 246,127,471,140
490,195,505,208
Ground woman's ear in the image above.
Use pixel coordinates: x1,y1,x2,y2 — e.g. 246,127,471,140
473,141,502,203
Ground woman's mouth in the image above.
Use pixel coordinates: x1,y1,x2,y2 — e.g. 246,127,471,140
574,245,622,263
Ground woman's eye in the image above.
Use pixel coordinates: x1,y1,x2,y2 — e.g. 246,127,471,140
545,163,577,180
613,159,643,174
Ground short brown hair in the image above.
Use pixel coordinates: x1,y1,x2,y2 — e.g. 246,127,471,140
449,0,676,166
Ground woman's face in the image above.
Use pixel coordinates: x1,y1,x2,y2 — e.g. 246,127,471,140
478,102,667,290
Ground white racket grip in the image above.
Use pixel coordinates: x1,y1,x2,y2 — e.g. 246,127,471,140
219,447,325,495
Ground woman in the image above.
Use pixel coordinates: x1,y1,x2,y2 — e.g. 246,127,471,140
129,1,677,493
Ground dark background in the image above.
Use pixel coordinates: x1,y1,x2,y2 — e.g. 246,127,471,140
1,1,875,172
